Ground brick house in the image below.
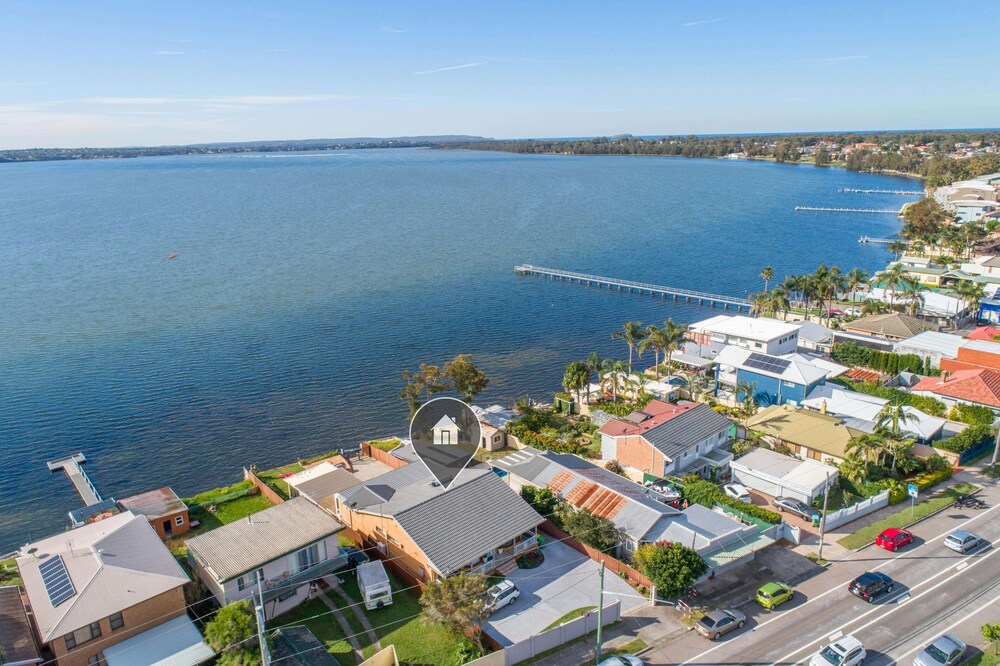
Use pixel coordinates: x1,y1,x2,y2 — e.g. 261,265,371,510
117,487,190,539
15,512,212,666
333,465,542,585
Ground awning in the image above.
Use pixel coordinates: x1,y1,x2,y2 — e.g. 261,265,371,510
103,615,215,666
703,533,775,570
672,352,716,369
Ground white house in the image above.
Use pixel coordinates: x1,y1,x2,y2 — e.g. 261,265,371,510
730,448,838,503
802,384,945,442
186,498,346,619
687,315,800,356
432,415,460,445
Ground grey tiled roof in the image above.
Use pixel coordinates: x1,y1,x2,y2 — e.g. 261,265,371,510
393,471,542,575
642,404,732,460
186,497,343,582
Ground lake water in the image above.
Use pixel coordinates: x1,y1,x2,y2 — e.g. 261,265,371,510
0,148,914,550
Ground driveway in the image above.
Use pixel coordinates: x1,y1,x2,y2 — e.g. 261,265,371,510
484,540,642,646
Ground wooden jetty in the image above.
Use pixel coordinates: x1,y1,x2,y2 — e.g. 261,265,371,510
795,206,897,213
841,188,923,195
47,453,102,506
513,264,751,310
859,236,896,244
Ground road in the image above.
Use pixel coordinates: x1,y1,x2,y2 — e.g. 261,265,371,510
644,477,1000,665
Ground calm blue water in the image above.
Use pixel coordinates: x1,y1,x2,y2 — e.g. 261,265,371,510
0,149,914,550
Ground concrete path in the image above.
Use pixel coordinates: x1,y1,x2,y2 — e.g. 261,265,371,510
315,586,364,662
325,576,382,652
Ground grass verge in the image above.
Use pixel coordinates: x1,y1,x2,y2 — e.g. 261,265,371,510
543,606,596,631
837,482,977,550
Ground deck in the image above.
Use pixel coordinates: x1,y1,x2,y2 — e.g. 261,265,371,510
513,265,751,310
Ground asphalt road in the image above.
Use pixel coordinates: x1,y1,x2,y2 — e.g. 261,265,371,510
644,478,1000,665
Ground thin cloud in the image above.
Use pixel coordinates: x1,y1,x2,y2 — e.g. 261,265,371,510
0,81,44,88
683,18,724,27
83,94,356,106
157,50,186,56
380,26,408,33
807,55,868,63
413,61,485,75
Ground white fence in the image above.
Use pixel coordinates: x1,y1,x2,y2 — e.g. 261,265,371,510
468,600,622,666
822,490,890,531
763,521,802,545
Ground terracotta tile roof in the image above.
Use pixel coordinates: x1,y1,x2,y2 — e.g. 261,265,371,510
967,326,1000,341
597,400,695,437
911,368,1000,408
845,368,881,383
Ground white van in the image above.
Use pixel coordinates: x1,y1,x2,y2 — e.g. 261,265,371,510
357,560,393,610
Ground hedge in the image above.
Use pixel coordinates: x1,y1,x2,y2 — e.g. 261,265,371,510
591,395,653,417
831,342,932,375
507,423,590,456
910,467,953,490
947,403,997,426
936,423,995,453
847,382,947,417
683,479,781,524
715,493,782,524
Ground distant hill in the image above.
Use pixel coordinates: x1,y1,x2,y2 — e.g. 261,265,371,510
0,135,491,163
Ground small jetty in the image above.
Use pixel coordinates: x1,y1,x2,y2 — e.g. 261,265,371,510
47,453,102,506
795,206,897,214
859,236,896,244
514,264,751,310
840,188,923,195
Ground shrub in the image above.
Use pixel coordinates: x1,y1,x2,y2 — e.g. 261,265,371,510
521,486,559,517
605,460,627,476
682,479,781,524
911,467,953,490
925,454,951,473
560,508,619,552
633,542,707,597
591,395,654,416
731,439,758,457
936,424,994,453
714,494,782,524
947,403,996,426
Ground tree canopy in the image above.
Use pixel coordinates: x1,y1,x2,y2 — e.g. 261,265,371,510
203,601,260,666
632,541,708,597
419,573,491,652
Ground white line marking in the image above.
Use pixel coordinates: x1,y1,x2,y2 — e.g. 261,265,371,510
892,590,1000,662
956,561,969,571
676,499,1000,666
827,630,843,642
897,594,911,604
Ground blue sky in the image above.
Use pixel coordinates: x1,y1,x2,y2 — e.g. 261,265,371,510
2,0,998,148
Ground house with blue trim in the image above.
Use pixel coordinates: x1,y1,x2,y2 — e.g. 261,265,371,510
714,345,829,406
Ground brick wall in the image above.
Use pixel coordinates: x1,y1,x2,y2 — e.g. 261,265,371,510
538,520,652,590
361,443,409,469
243,468,286,504
614,435,665,476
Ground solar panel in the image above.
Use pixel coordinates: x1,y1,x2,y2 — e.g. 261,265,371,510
744,352,792,376
38,555,76,607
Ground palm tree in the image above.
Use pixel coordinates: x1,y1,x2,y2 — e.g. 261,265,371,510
954,279,986,322
840,452,867,485
562,361,590,405
600,359,625,401
684,371,708,401
780,275,800,308
900,278,925,316
768,287,791,320
847,432,888,465
735,380,758,426
639,324,667,380
749,291,770,317
660,318,687,378
586,351,602,396
876,403,913,437
846,267,870,313
612,321,645,374
877,263,908,311
761,265,774,292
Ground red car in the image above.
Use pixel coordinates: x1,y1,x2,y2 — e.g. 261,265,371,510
875,528,913,551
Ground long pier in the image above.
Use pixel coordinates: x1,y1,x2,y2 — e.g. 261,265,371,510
47,453,102,506
513,265,751,310
841,188,923,195
795,206,898,214
859,236,896,244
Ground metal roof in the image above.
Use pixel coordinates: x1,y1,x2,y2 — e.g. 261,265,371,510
118,487,188,520
642,504,757,553
17,512,189,643
271,627,340,666
287,463,361,512
894,331,966,358
185,497,343,582
0,585,41,665
730,448,838,495
102,614,215,666
641,404,733,460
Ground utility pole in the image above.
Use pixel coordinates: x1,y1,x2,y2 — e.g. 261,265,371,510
817,471,831,562
255,571,272,666
991,426,1000,467
595,562,605,665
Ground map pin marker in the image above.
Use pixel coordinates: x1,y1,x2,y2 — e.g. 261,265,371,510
409,397,481,490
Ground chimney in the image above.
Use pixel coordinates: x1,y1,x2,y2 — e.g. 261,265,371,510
820,400,827,415
941,371,950,383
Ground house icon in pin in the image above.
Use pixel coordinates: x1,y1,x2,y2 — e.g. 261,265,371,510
432,414,460,445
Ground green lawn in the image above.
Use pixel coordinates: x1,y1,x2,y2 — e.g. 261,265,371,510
256,462,305,500
366,438,401,453
838,482,977,550
272,571,468,666
1,558,21,587
607,638,648,657
167,485,275,560
968,649,1000,666
543,606,596,631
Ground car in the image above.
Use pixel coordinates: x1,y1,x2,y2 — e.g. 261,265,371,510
695,608,746,640
598,656,643,666
875,527,913,551
810,635,866,666
755,582,793,609
943,530,983,554
339,546,370,569
774,496,820,521
848,572,895,603
913,632,967,666
723,483,752,503
484,580,519,613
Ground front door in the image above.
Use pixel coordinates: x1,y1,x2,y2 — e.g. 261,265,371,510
162,519,173,537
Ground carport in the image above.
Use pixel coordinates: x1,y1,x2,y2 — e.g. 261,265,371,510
730,448,837,503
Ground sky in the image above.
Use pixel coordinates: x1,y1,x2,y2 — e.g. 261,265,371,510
2,0,999,149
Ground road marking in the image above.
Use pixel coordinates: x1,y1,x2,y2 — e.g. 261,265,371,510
892,589,1000,662
765,545,1000,666
827,630,843,642
675,500,1000,666
897,594,910,604
955,561,969,571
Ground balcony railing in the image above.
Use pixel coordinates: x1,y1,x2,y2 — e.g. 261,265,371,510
468,536,538,575
260,554,347,603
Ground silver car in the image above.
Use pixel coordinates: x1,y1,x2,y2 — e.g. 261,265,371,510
913,632,966,666
695,608,747,640
943,530,983,554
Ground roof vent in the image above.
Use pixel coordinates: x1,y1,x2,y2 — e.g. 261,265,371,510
430,481,441,488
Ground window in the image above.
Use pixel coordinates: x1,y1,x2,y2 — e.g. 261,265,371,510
293,543,323,574
90,622,102,639
66,622,102,651
175,516,184,526
277,587,297,602
88,655,101,666
109,612,124,631
375,526,386,536
387,536,400,547
66,635,77,650
237,569,263,592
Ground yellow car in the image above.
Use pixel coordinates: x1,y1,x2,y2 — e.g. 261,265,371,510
755,582,793,609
